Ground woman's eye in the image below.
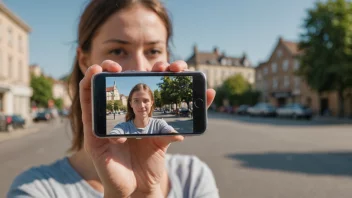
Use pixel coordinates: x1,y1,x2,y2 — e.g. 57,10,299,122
146,49,161,57
109,49,125,56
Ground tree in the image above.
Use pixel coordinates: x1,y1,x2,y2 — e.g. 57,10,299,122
107,100,114,112
298,0,352,117
54,98,63,110
153,89,162,108
30,74,53,108
174,76,193,109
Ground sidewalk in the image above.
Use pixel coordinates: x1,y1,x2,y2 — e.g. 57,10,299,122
312,116,352,124
0,120,58,143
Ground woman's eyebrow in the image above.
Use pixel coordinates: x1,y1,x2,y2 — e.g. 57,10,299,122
103,39,130,44
102,39,165,45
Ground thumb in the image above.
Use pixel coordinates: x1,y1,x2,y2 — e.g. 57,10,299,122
154,134,184,150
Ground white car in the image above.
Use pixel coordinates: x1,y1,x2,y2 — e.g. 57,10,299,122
247,103,276,117
276,103,312,119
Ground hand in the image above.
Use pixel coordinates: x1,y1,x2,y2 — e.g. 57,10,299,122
79,60,216,197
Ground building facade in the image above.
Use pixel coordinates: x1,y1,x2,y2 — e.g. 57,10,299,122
186,46,255,89
256,37,352,116
106,81,127,107
52,81,72,109
0,3,32,121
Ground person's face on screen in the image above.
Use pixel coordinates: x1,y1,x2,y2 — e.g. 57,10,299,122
82,4,168,72
130,89,154,119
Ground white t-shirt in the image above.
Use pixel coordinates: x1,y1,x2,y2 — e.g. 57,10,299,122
7,154,219,198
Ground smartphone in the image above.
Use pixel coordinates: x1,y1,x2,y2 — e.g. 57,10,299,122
91,71,207,138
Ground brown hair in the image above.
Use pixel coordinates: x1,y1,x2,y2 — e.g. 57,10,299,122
68,0,173,152
125,83,155,121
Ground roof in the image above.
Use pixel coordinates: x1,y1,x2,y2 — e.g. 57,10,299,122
106,87,114,92
0,3,31,33
281,40,302,55
186,46,251,67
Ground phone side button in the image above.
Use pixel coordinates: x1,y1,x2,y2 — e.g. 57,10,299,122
194,98,204,108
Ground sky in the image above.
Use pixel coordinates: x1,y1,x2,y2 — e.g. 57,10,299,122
106,76,163,96
2,0,321,79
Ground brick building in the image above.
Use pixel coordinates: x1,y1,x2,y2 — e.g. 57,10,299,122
256,37,352,116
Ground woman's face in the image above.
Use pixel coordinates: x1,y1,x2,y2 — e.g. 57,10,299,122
130,89,153,118
79,4,168,72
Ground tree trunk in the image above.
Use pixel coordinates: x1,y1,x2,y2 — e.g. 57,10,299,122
338,89,345,118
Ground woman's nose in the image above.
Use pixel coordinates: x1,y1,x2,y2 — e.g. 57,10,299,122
130,52,152,71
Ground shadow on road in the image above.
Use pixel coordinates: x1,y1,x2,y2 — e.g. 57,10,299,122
166,119,193,134
226,151,352,176
208,111,352,127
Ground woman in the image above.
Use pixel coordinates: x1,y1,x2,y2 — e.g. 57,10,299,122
109,83,176,135
7,0,218,197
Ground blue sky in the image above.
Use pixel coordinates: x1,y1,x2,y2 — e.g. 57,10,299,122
2,0,320,79
106,77,163,96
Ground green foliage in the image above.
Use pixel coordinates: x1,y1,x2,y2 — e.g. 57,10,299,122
158,76,193,109
153,89,162,108
30,74,53,108
54,98,63,110
215,74,260,107
298,0,352,116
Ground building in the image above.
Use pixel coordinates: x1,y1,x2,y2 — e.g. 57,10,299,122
106,81,127,107
0,3,32,121
52,80,72,109
29,64,42,77
256,37,352,116
186,45,255,89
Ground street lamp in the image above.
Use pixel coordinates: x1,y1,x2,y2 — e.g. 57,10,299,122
111,91,115,120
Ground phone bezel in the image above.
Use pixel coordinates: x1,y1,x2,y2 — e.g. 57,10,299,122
92,71,207,138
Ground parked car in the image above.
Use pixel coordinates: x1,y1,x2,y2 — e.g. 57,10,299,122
10,115,26,129
236,105,250,115
179,108,192,117
0,113,13,132
33,112,51,122
276,103,313,119
247,103,276,117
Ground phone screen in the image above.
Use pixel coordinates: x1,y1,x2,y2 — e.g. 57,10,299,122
105,76,194,135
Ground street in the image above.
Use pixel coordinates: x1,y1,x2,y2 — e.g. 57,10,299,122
1,112,352,197
106,111,193,134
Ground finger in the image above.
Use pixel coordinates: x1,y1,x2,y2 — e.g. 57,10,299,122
109,137,128,144
153,135,184,150
101,60,122,72
152,61,169,72
206,89,216,109
168,60,188,72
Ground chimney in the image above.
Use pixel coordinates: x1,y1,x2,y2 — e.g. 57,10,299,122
193,44,198,55
213,47,219,56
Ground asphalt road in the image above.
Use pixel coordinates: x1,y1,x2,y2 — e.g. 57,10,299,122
1,113,352,197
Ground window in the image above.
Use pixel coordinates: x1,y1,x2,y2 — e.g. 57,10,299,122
271,62,277,73
257,71,262,80
247,73,251,80
294,59,300,70
272,77,278,89
221,59,227,65
8,27,13,47
18,35,23,52
284,76,290,88
282,59,289,71
19,60,23,81
8,56,12,78
264,67,268,75
277,49,282,58
294,77,300,89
